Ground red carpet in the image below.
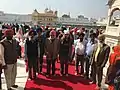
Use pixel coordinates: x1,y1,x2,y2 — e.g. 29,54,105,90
25,57,96,90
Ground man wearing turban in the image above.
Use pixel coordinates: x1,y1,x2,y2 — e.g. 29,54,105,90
45,30,60,77
24,30,38,80
35,28,45,74
0,29,19,90
90,34,110,90
59,30,70,76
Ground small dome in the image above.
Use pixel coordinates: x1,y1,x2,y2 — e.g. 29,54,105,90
45,8,48,11
32,9,39,16
54,11,58,15
47,10,53,14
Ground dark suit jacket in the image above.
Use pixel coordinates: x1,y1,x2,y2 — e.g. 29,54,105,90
92,43,110,67
35,35,45,56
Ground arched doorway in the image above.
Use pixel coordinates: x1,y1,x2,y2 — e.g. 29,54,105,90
109,8,120,26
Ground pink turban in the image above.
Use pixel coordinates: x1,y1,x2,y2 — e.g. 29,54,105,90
4,29,14,36
50,30,56,36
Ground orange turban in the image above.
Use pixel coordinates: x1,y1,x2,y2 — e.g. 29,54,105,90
4,29,14,36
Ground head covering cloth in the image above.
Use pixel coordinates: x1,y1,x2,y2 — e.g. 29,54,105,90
50,30,56,36
4,29,14,36
98,34,105,40
28,30,36,36
110,45,120,64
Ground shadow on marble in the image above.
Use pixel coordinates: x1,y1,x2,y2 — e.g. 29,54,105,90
17,86,25,90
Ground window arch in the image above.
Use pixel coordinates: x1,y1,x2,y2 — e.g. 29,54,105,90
109,7,120,26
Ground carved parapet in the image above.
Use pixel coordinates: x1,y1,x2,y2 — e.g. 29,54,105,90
105,36,119,45
104,25,120,47
105,26,120,36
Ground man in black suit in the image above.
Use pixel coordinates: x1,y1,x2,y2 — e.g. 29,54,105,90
90,34,110,90
36,28,45,73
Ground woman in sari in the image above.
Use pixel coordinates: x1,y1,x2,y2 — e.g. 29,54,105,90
106,45,120,90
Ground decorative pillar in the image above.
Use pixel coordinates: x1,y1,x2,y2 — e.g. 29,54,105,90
106,8,112,31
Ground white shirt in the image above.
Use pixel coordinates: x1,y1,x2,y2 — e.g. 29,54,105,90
86,41,95,56
0,44,6,66
75,40,85,55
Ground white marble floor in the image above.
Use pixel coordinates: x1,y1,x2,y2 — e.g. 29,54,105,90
1,59,28,90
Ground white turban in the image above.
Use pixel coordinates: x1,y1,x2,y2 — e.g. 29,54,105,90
56,28,61,31
77,30,80,33
64,30,69,34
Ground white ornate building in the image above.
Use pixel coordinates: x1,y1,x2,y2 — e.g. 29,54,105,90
0,11,32,24
101,1,120,86
96,18,108,26
0,10,110,27
105,0,120,47
57,16,93,26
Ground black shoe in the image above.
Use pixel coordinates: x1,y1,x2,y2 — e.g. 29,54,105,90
52,73,56,76
39,68,42,73
46,72,50,76
8,88,13,90
33,76,37,80
46,74,50,78
65,74,68,76
52,72,55,75
84,76,89,80
39,70,43,74
12,85,18,88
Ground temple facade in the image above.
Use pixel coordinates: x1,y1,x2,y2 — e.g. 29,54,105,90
57,17,92,26
32,8,58,26
0,11,32,24
105,0,120,47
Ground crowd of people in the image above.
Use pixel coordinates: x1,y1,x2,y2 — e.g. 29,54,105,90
0,23,119,90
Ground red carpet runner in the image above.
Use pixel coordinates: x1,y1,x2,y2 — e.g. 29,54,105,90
25,58,96,90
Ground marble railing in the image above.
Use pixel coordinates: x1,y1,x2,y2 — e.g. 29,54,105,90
106,26,119,36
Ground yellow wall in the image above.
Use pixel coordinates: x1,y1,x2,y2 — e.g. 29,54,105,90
32,14,57,25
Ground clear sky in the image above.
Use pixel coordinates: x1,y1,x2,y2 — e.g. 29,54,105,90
0,0,108,18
